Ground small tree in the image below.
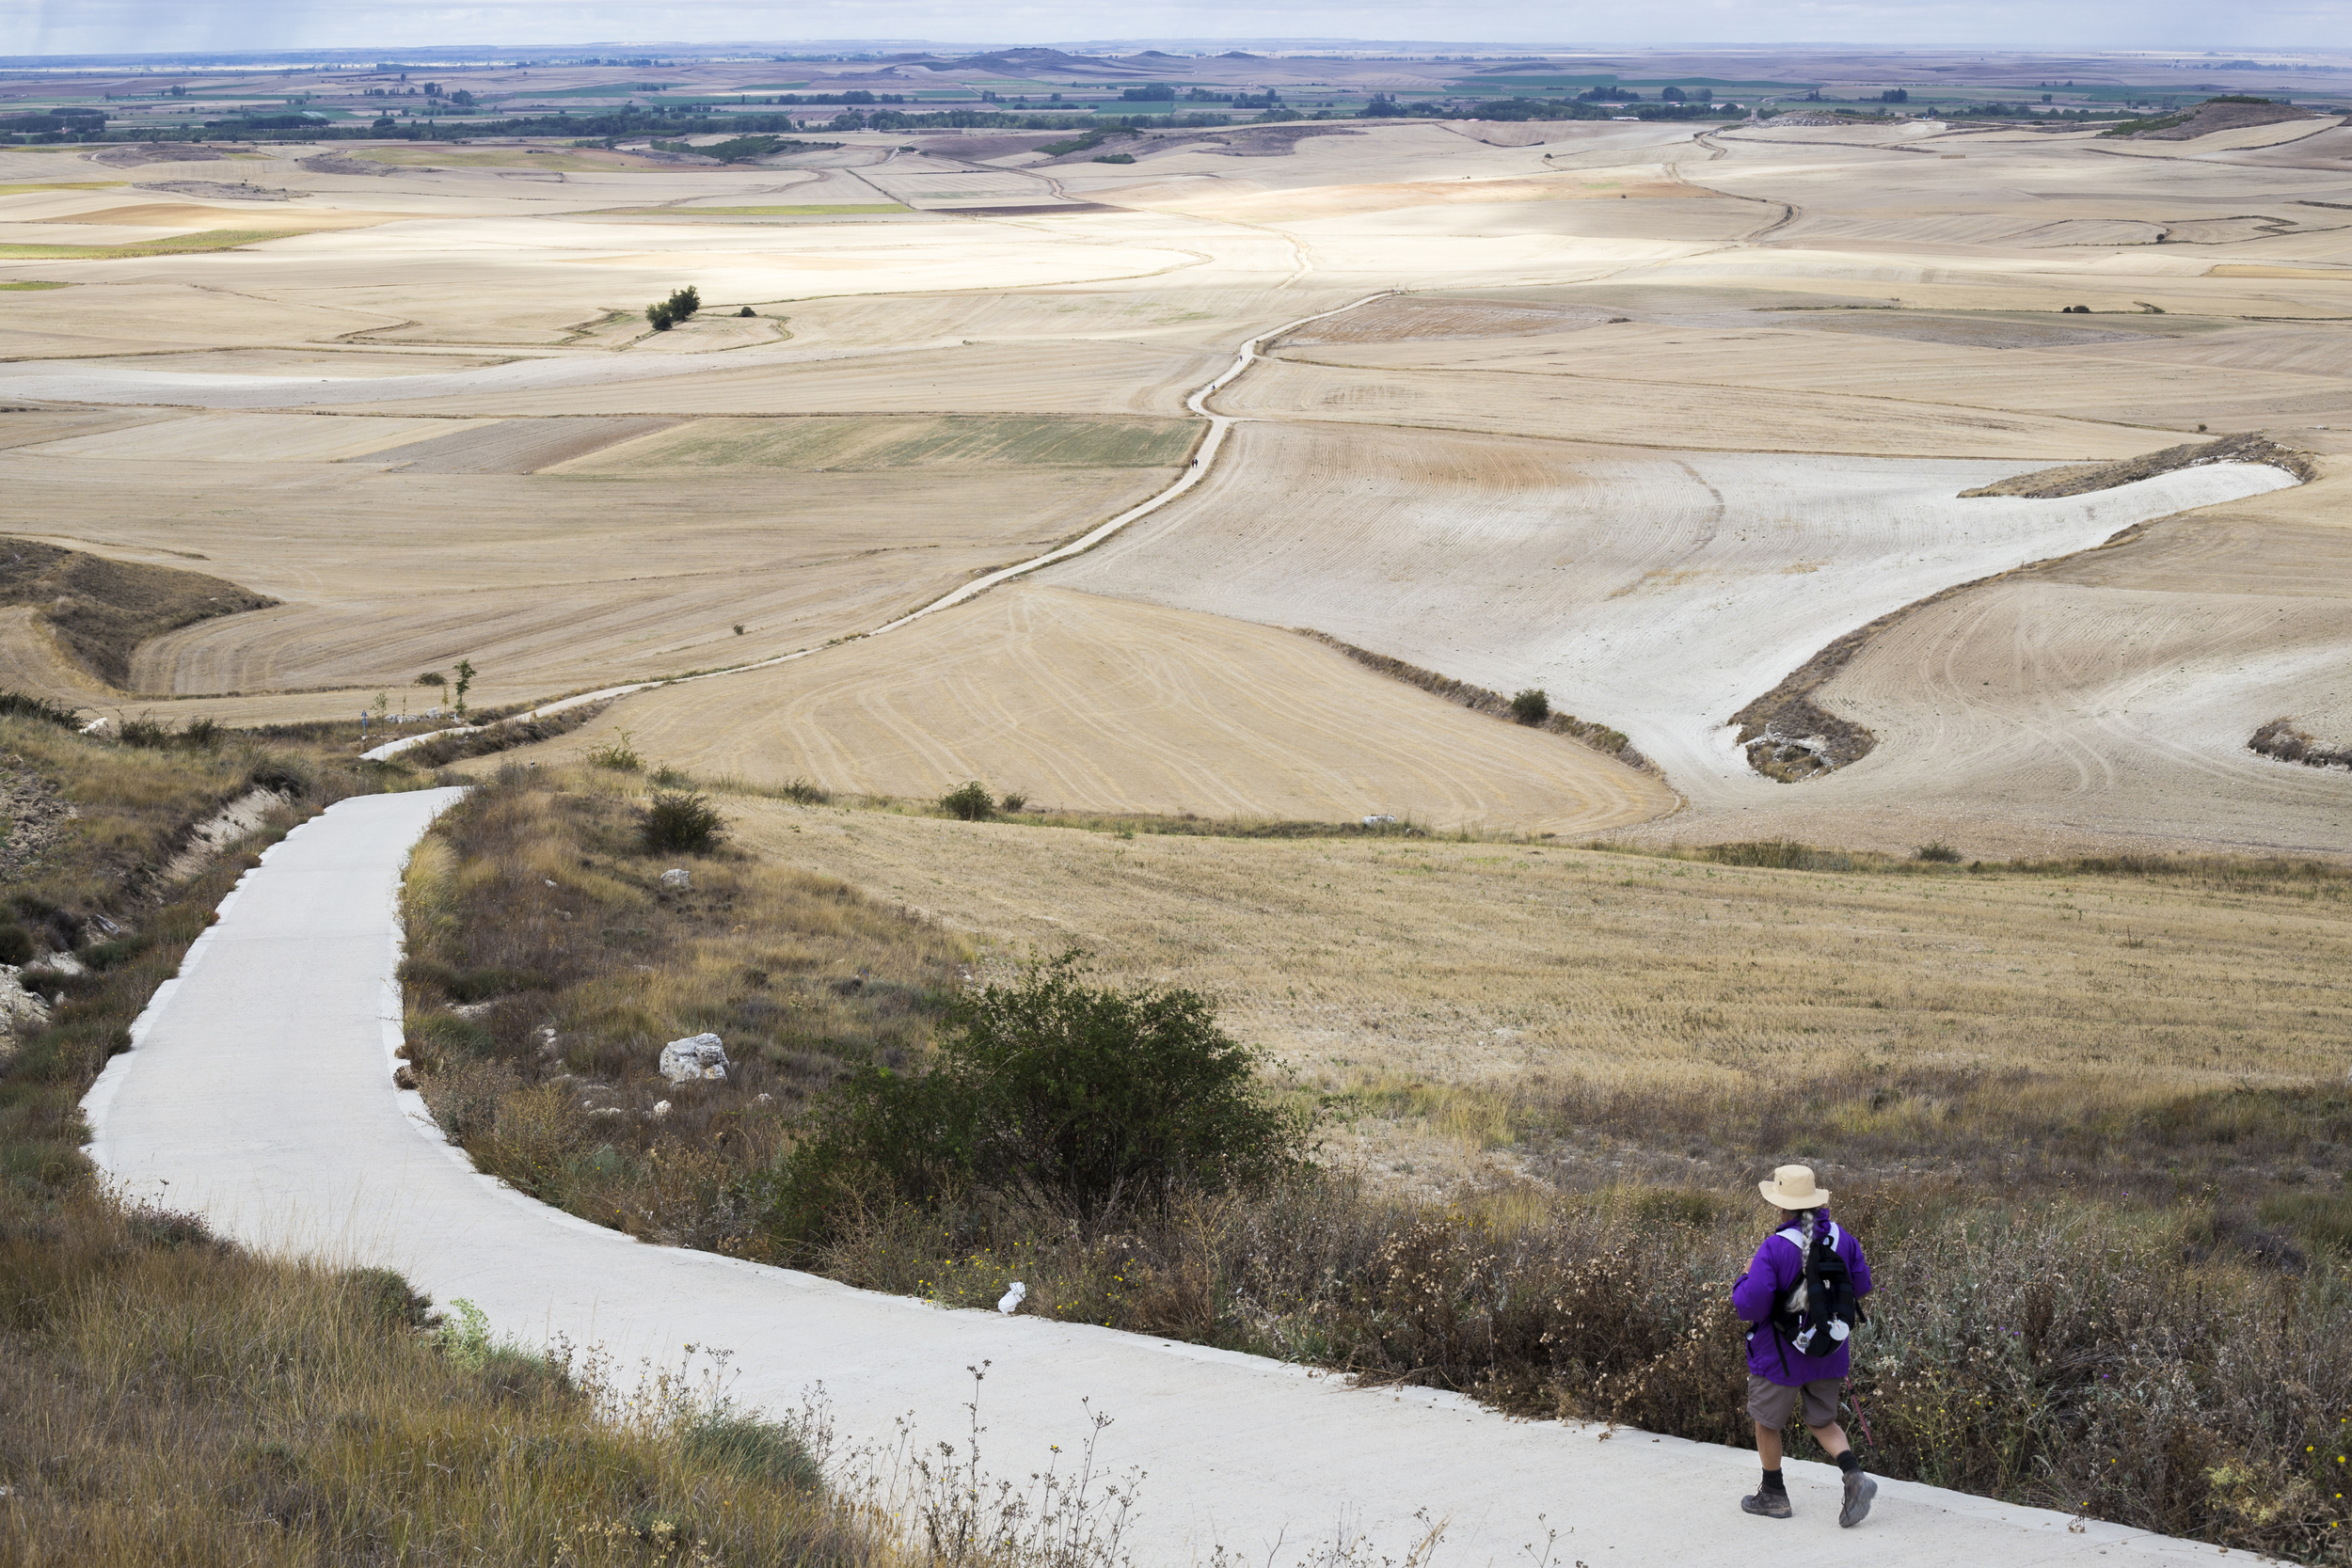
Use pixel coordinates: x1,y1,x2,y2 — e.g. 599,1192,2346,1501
939,781,993,820
1510,688,1551,725
644,286,701,332
452,657,476,717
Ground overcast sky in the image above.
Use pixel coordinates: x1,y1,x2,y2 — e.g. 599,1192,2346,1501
3,0,2338,60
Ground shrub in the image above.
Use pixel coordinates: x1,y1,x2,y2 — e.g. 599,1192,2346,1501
1092,151,1136,164
1510,688,1550,725
0,923,32,964
584,728,642,770
998,791,1028,814
738,306,755,318
0,689,79,727
1915,841,1963,863
639,790,725,854
771,954,1310,1229
416,671,446,688
780,777,830,805
118,715,172,748
939,781,993,820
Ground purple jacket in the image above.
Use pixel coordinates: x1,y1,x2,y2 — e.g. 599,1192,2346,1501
1731,1213,1872,1386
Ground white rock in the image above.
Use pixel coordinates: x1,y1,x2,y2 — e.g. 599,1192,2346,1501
651,1100,671,1118
658,1032,729,1084
0,965,51,1063
660,868,691,890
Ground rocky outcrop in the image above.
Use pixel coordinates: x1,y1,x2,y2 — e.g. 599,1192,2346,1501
659,1033,729,1084
0,964,52,1064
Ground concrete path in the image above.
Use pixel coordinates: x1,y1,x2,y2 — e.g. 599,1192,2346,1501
86,792,2226,1568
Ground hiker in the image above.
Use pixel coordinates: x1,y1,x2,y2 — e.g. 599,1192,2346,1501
1731,1164,1877,1528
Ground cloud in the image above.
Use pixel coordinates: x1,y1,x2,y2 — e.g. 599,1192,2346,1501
3,0,2333,57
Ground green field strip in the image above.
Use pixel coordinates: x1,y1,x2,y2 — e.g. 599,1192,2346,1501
0,229,290,261
0,279,72,290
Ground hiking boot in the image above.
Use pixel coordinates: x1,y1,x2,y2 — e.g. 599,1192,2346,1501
1839,1469,1878,1528
1741,1489,1792,1520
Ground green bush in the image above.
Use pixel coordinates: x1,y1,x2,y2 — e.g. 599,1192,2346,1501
771,954,1309,1229
0,689,79,727
779,777,829,805
0,924,31,965
1509,688,1550,724
584,729,642,770
1915,841,1963,863
639,790,725,854
938,781,993,820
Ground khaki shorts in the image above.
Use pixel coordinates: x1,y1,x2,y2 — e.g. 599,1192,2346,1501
1747,1373,1842,1431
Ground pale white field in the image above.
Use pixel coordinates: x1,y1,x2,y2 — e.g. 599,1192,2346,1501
1040,420,2299,827
0,114,2345,855
500,582,1672,835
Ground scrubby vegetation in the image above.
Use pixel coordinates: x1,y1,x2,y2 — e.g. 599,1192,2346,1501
1298,631,1645,768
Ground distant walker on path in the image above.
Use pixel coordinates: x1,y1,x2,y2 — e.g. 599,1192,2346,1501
1730,1164,1879,1528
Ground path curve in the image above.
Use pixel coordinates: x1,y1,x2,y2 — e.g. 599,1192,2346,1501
368,292,1399,757
84,792,2219,1568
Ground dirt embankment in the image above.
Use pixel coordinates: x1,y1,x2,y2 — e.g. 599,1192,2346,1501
1295,629,1652,771
1959,432,2313,500
2132,100,2331,141
2249,719,2352,771
0,540,276,690
88,143,226,166
297,153,397,177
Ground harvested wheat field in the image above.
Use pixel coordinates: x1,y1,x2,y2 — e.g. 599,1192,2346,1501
501,583,1671,835
694,797,2352,1132
0,108,2343,856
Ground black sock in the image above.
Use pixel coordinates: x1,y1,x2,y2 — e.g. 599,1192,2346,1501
1836,1450,1862,1475
1761,1467,1786,1495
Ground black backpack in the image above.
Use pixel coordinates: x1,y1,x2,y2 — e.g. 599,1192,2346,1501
1769,1219,1864,1361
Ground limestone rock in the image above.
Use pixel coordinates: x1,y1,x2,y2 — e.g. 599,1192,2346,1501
659,1032,729,1084
660,867,691,890
0,964,51,1064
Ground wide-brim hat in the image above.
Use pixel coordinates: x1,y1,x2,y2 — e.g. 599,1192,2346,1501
1758,1164,1829,1210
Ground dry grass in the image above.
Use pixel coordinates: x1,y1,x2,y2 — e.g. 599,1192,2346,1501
400,769,968,1253
0,1196,882,1568
704,796,2352,1114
